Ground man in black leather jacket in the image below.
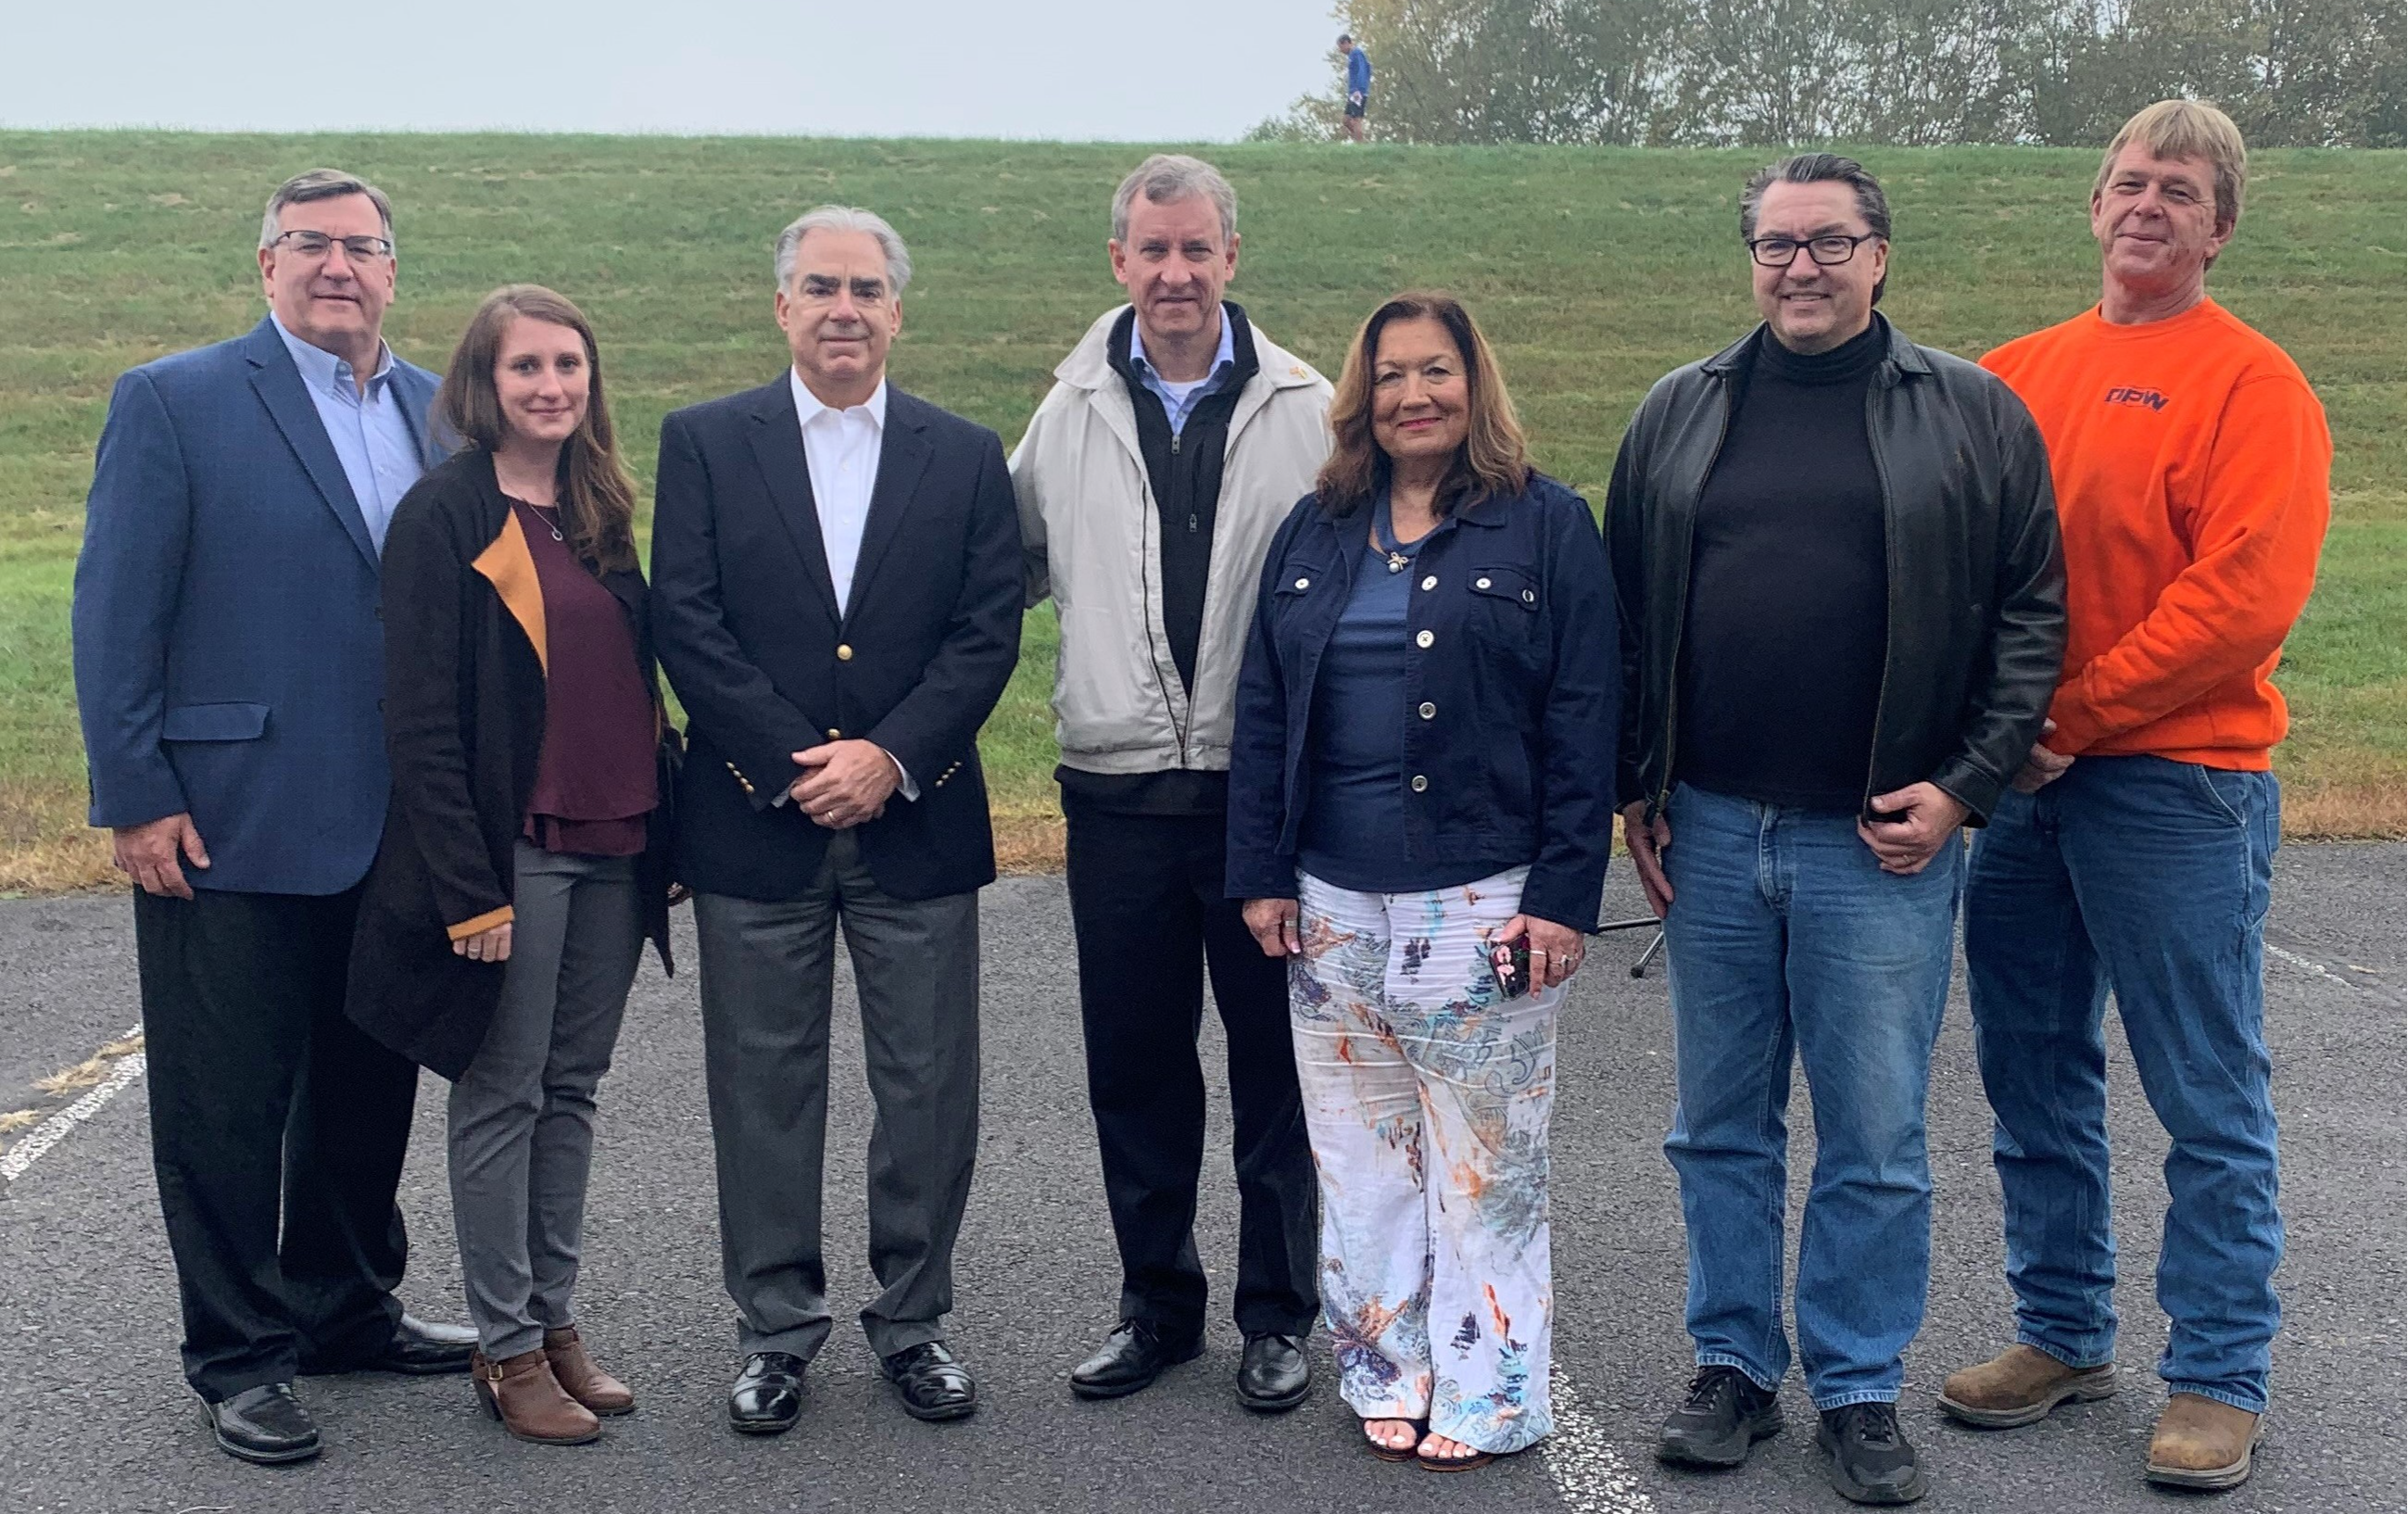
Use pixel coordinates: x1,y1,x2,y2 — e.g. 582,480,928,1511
1605,154,2064,1508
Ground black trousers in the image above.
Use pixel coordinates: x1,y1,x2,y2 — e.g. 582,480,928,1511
133,886,419,1400
1062,797,1318,1338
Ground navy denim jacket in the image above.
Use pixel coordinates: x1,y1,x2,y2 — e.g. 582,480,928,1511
1225,473,1620,929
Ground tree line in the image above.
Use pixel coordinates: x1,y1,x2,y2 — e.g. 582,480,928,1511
1252,0,2404,148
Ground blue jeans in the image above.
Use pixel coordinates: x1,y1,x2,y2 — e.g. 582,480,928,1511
1660,783,1963,1409
1964,754,2282,1414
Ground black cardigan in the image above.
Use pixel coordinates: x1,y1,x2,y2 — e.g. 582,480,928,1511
347,448,677,1079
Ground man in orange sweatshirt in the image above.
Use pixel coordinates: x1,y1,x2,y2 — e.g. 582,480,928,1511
1938,100,2331,1494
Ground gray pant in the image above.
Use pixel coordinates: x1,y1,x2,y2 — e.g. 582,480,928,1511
695,831,980,1363
448,843,643,1360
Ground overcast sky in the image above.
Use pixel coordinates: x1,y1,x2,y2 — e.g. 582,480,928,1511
6,1,1341,141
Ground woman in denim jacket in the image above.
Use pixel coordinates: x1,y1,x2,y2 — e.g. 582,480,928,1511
1226,291,1619,1470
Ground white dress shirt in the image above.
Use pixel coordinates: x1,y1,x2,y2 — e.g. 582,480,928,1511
790,369,887,615
786,370,915,802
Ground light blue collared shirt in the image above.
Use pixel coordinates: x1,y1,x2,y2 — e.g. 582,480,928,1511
271,314,423,552
1128,308,1237,438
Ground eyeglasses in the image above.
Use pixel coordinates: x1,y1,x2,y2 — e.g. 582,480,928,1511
268,230,396,262
1746,233,1882,268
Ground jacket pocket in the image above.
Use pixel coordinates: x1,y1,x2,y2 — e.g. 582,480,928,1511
1467,564,1541,612
160,702,271,742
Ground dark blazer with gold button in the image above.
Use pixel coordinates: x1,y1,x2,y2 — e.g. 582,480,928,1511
649,377,1023,902
347,448,677,1079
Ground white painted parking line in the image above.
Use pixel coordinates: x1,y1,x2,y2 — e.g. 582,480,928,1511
2266,942,2389,994
0,1026,145,1184
1546,1363,1658,1512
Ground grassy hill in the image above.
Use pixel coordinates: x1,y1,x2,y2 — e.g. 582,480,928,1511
1,133,2399,889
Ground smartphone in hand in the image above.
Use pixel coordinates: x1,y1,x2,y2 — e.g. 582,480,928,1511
1488,930,1532,1000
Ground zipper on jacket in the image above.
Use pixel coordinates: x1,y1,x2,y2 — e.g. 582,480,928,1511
1860,365,1898,817
1653,393,1731,822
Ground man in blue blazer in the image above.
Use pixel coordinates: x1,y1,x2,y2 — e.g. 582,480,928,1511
71,170,473,1467
651,206,1022,1434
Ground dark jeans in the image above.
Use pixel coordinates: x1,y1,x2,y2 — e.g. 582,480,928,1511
133,885,419,1401
1062,796,1318,1339
1966,755,2283,1413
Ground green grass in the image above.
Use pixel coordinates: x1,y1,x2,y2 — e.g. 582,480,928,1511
1,134,2399,885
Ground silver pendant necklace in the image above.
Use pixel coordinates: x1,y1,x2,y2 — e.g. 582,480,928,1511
1372,498,1415,573
528,501,563,541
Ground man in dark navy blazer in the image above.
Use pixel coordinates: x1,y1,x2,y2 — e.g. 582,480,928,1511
651,206,1021,1433
71,170,474,1467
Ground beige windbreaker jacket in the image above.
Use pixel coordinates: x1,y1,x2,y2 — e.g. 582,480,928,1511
1011,308,1333,776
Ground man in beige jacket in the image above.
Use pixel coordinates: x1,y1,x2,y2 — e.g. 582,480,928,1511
1011,153,1333,1410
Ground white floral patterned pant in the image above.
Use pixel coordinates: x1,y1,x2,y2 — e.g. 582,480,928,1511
1290,866,1560,1454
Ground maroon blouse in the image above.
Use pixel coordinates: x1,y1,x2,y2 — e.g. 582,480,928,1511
513,499,656,857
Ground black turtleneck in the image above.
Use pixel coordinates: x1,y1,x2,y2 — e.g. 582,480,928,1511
1675,316,1889,813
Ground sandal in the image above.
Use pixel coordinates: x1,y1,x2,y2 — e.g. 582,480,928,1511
1416,1432,1501,1473
1363,1418,1426,1462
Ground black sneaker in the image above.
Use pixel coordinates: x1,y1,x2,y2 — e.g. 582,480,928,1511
1658,1365,1784,1468
1817,1402,1928,1505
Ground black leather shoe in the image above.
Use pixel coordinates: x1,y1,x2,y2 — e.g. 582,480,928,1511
361,1313,477,1375
880,1341,977,1422
1658,1365,1784,1468
202,1382,321,1466
1236,1332,1312,1412
728,1352,806,1436
1817,1402,1928,1505
1069,1319,1204,1400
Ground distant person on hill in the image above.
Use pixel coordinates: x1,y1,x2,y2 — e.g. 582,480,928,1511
70,168,474,1468
346,285,681,1447
1011,153,1332,1412
1608,153,2064,1505
1941,99,2331,1495
1338,34,1371,143
650,205,1021,1435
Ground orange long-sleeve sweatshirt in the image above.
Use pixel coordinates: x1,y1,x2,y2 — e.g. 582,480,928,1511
1980,298,2333,769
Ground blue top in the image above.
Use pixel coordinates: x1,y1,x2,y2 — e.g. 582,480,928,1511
1299,500,1504,893
1225,473,1620,930
272,314,425,551
1347,47,1372,96
1128,308,1238,438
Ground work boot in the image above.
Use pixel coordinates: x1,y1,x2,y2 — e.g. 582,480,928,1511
473,1348,602,1445
1939,1344,2116,1428
544,1326,636,1416
2145,1394,2262,1491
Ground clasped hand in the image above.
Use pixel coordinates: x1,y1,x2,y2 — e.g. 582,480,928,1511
788,739,898,829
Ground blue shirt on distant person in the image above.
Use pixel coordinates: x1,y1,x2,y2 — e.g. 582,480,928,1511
1128,307,1237,439
271,314,423,551
1348,46,1372,100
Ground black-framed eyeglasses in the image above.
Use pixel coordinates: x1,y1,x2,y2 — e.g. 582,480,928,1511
1746,233,1882,268
268,230,395,262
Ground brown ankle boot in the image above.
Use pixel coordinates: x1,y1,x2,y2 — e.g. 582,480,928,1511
544,1327,636,1417
2146,1394,2262,1490
473,1348,601,1445
1939,1344,2116,1428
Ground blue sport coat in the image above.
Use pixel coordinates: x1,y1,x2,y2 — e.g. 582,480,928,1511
72,316,441,895
1225,473,1620,930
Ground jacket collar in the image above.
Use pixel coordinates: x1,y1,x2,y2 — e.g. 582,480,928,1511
741,374,933,629
1700,316,1931,380
1056,305,1321,396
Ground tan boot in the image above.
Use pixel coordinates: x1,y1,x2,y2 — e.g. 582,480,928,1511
544,1327,636,1417
2146,1394,2262,1490
473,1348,602,1445
1939,1344,2116,1428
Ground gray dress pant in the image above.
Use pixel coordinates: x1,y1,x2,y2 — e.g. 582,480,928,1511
448,843,643,1360
694,830,980,1363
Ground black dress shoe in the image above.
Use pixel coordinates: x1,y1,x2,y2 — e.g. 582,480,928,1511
362,1313,477,1375
1658,1365,1784,1468
1236,1332,1312,1412
1069,1319,1204,1400
1817,1402,1927,1505
728,1352,806,1436
202,1382,321,1466
879,1342,977,1422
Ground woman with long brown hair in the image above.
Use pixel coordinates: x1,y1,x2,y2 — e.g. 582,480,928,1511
1225,292,1619,1470
347,284,676,1445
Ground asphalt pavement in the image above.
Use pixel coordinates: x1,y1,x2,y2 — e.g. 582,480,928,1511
1,842,2401,1514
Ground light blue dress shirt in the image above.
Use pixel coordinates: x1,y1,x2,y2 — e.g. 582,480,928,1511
271,315,424,552
1128,308,1237,438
